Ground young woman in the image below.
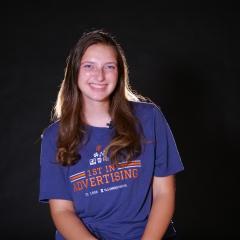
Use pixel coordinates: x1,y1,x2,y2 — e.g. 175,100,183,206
39,29,184,240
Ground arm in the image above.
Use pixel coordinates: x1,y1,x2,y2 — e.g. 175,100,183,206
141,175,176,240
49,199,97,240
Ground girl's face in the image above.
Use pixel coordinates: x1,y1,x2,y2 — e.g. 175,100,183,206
78,43,118,106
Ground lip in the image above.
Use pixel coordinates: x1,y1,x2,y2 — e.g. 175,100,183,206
89,83,108,89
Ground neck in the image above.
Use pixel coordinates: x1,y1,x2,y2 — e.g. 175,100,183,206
83,100,111,127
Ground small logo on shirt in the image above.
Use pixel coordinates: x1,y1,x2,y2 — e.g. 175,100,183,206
89,144,109,166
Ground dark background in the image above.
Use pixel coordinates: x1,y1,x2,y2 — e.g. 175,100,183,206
1,1,239,239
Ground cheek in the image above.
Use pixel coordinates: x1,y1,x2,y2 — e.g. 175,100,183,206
77,75,81,87
78,72,89,85
114,73,119,85
111,77,118,91
108,71,118,82
77,75,86,91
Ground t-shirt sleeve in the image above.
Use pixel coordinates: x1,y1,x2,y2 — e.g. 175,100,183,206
39,127,73,203
153,105,184,177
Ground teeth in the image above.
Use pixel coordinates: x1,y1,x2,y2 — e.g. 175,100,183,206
90,83,106,89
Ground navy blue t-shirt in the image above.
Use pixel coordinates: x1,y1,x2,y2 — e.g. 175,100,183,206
39,101,184,240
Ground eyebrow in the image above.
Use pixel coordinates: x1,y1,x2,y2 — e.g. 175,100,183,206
81,61,117,65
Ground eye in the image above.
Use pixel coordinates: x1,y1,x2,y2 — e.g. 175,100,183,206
104,64,116,70
83,64,93,69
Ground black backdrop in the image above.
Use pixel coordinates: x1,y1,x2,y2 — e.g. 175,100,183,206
1,2,239,239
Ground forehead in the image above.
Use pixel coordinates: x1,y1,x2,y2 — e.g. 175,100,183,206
81,44,117,62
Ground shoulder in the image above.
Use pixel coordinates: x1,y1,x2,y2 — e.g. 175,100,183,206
41,121,60,142
129,100,163,118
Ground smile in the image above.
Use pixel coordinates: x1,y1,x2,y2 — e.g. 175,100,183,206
89,83,107,89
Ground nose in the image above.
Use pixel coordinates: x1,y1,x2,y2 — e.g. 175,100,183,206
95,67,104,82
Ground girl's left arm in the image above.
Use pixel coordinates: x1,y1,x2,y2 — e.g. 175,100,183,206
141,175,176,240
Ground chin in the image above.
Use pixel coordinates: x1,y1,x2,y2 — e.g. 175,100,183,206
88,96,111,103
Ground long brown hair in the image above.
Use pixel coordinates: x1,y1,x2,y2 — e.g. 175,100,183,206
53,29,148,166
